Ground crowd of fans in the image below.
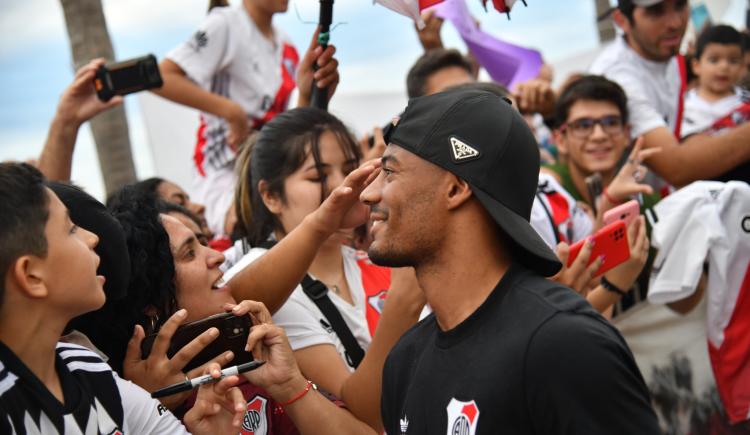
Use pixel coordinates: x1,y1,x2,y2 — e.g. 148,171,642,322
1,0,749,433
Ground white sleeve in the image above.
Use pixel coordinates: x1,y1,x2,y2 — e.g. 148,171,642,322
603,66,668,138
166,9,233,90
116,374,191,435
272,293,337,351
570,203,593,243
648,198,715,304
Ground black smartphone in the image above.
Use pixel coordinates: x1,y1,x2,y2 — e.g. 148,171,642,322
95,54,163,102
585,172,603,215
140,312,253,372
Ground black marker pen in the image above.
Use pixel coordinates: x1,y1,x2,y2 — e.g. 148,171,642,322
151,360,266,398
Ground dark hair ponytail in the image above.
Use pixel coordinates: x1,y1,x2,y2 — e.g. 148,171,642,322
233,108,361,246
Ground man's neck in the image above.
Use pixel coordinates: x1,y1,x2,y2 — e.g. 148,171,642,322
696,85,735,103
244,1,274,40
623,35,671,64
416,226,511,331
0,306,69,403
568,162,616,205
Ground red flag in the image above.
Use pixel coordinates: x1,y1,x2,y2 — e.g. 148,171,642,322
419,0,445,9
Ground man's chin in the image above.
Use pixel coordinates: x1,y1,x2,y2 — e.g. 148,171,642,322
368,245,413,268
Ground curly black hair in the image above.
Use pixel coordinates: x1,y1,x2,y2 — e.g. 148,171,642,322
106,185,178,374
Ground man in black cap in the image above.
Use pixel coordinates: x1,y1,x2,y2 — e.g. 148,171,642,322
361,89,660,434
591,0,750,185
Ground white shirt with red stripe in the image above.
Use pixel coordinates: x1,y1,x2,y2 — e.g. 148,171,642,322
647,181,750,424
223,245,390,371
166,4,299,236
532,172,592,249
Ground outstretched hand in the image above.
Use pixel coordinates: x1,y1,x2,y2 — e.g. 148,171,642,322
308,159,381,235
57,58,123,126
603,137,661,210
123,309,234,410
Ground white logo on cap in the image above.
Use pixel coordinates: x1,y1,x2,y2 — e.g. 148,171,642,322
450,137,480,162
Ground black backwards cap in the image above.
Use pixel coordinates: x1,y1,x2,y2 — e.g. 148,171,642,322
384,88,562,277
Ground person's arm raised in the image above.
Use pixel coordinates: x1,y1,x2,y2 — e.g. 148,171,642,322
39,58,122,181
152,59,248,150
227,161,380,314
641,124,750,187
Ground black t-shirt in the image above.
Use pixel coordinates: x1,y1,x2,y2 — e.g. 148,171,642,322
382,263,660,435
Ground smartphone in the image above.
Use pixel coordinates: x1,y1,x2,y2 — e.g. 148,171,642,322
95,54,163,102
567,220,630,277
603,199,640,227
141,312,253,372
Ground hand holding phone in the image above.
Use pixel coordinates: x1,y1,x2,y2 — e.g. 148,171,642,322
567,220,631,278
603,199,640,227
95,54,163,102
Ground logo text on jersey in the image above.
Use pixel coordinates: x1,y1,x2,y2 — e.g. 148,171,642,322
450,137,480,163
446,398,480,435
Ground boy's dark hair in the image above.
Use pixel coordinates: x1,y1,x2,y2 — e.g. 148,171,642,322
0,163,50,309
695,25,744,60
406,49,473,99
554,75,629,128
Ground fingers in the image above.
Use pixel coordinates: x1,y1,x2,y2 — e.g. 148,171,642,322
637,147,662,162
170,327,220,370
151,309,188,357
186,350,235,380
245,323,283,354
307,26,322,52
555,242,570,266
576,256,602,290
124,324,146,364
225,300,273,324
225,385,246,428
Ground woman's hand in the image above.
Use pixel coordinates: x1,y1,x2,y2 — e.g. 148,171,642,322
551,239,602,297
307,159,381,235
56,58,123,126
123,309,235,410
183,362,246,435
603,215,649,292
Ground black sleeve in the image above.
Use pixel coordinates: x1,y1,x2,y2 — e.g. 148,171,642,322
524,313,661,435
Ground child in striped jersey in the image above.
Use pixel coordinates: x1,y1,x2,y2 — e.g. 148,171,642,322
0,163,245,435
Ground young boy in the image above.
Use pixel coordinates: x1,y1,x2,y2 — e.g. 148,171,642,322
0,163,243,434
682,25,749,138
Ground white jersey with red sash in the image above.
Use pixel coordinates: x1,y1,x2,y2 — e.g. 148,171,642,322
223,245,391,371
167,5,299,235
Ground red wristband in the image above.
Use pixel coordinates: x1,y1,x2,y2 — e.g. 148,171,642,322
279,380,315,408
602,187,622,205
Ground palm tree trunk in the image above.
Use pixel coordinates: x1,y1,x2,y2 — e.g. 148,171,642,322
59,0,137,196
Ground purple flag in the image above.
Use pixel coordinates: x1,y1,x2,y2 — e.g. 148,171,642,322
431,0,542,88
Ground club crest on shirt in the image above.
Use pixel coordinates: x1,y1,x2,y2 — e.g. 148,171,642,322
240,395,268,435
368,290,387,314
446,398,479,435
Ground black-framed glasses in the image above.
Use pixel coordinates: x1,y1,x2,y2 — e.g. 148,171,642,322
561,115,624,139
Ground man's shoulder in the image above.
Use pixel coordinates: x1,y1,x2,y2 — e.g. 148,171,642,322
510,270,596,317
387,314,436,362
56,342,112,373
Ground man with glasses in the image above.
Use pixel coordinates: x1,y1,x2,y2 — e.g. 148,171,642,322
545,75,661,211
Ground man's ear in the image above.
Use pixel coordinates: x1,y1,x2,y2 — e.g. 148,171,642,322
8,255,48,299
553,129,569,157
258,180,283,214
612,9,632,34
445,174,474,211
